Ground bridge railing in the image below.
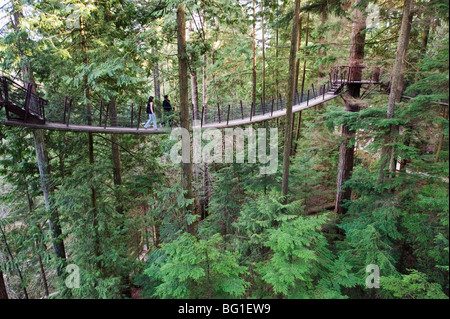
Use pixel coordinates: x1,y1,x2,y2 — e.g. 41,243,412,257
2,65,383,129
330,65,382,84
197,76,340,127
0,76,47,122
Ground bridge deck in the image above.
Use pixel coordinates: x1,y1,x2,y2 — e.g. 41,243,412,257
196,92,339,129
2,64,382,134
2,92,340,133
2,119,167,134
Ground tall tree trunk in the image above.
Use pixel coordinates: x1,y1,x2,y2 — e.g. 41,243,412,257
261,3,266,109
0,271,7,299
293,11,304,155
275,24,279,100
202,54,208,118
391,11,413,172
36,240,49,297
294,14,303,94
201,10,210,218
25,185,50,297
177,5,195,234
378,0,413,181
435,106,448,163
335,0,367,215
33,130,67,274
252,0,257,108
11,0,67,276
80,17,92,126
202,9,208,122
0,224,28,299
300,13,309,97
420,19,430,55
110,99,123,215
318,10,328,75
281,0,301,199
191,70,199,121
154,53,161,102
80,16,101,264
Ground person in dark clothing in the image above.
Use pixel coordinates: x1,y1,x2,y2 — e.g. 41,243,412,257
144,96,157,129
162,95,173,126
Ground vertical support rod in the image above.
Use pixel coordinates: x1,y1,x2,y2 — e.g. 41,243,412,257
130,103,134,128
201,105,205,127
217,103,221,123
23,83,32,123
250,102,254,121
41,99,46,123
261,97,265,115
104,102,110,129
66,98,73,127
99,100,103,127
2,78,10,120
271,98,274,117
226,104,231,126
240,100,244,120
63,96,68,124
136,105,141,130
307,90,310,106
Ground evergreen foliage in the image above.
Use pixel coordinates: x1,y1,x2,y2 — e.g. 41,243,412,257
0,0,447,300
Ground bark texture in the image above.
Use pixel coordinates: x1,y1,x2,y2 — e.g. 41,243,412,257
281,0,301,198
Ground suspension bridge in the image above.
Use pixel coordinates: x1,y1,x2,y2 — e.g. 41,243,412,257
0,66,382,134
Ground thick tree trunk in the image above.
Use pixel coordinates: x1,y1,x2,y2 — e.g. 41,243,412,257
281,0,301,198
335,0,367,214
11,0,67,276
378,0,413,181
177,5,195,233
33,130,67,274
391,11,413,172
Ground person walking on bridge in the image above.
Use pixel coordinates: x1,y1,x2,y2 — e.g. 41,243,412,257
144,96,157,130
162,95,173,127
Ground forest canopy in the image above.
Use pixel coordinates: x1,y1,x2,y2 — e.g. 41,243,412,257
0,0,448,301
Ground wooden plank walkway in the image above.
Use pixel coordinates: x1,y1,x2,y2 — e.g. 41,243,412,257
1,119,167,134
2,92,340,133
195,92,340,129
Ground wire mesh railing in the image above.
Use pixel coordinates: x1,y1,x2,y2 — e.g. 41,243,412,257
1,76,47,121
1,65,382,130
197,77,340,127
